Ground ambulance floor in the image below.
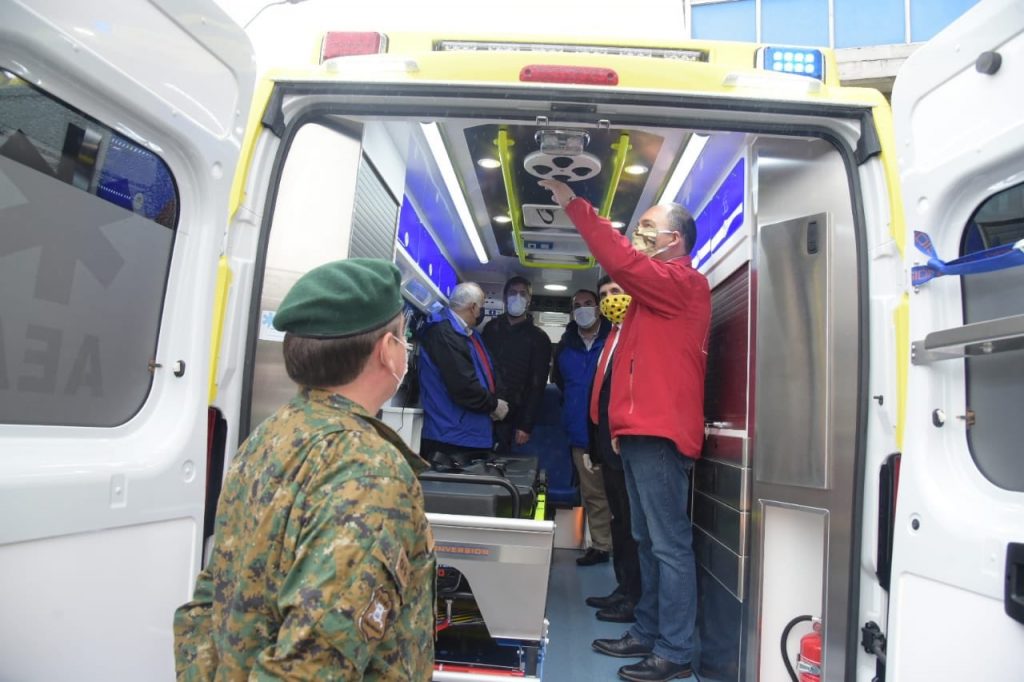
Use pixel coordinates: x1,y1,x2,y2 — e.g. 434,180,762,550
543,548,710,682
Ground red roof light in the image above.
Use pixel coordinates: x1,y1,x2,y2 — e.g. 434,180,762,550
519,64,619,86
321,32,387,62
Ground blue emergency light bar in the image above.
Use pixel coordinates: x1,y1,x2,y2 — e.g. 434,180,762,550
760,47,824,81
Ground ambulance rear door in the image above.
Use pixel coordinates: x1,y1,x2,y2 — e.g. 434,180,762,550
888,0,1024,677
0,1,254,679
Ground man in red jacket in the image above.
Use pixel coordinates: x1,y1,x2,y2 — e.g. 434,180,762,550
541,179,711,682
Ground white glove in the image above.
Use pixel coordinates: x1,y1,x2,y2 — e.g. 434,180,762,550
582,452,595,473
491,398,509,421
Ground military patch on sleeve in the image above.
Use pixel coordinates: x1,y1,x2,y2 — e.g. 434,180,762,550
358,586,393,642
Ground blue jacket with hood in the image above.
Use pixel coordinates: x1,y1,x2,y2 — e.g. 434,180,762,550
551,318,610,448
418,307,499,450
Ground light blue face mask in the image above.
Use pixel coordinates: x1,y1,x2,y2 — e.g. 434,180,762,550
573,306,598,329
506,293,528,317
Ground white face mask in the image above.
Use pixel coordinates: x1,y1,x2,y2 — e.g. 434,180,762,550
506,293,528,317
573,306,598,329
386,334,410,397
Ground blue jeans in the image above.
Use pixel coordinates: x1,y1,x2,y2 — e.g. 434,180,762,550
620,435,696,665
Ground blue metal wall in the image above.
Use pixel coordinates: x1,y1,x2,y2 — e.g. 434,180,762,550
691,0,980,47
692,0,756,42
834,0,904,48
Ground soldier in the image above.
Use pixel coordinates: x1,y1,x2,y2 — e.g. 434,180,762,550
174,259,435,681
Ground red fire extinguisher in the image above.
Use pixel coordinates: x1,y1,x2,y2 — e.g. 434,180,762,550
796,618,822,682
782,615,821,682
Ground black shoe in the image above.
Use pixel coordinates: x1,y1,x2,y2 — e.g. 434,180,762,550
618,654,693,681
585,589,625,609
576,548,610,566
592,633,653,659
597,599,636,623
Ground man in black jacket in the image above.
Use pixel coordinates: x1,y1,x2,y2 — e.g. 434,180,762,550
482,276,552,454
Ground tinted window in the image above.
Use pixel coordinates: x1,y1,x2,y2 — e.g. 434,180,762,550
960,181,1024,491
0,70,178,426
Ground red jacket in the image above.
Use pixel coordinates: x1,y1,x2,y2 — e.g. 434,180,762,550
568,198,711,458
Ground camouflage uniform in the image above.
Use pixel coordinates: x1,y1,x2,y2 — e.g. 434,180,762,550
174,388,435,680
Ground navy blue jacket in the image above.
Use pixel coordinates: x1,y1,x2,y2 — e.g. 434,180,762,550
418,308,498,449
551,319,610,448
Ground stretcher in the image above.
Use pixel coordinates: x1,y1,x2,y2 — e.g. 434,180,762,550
420,454,555,679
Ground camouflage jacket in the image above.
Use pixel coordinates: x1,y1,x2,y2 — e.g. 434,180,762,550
174,389,435,680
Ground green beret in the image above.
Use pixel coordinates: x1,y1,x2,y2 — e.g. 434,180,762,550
273,259,403,338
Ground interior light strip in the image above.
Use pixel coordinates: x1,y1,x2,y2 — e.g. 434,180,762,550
420,122,489,264
658,133,709,205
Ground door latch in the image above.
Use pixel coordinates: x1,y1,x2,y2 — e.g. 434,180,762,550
1006,543,1024,625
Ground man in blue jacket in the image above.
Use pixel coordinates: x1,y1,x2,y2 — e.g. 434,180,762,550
419,282,508,459
552,288,613,567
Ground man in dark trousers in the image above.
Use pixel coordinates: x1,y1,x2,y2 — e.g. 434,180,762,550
584,275,643,624
541,178,711,682
418,282,508,459
551,288,613,567
482,276,552,454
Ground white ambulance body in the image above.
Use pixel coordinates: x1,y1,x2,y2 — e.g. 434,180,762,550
0,0,1021,680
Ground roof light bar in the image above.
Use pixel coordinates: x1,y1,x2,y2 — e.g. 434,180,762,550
659,134,709,204
436,40,707,62
758,46,825,81
420,122,489,264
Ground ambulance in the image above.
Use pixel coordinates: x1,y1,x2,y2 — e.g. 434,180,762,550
1,0,1021,679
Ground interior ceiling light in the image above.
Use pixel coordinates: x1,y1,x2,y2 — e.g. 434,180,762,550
477,157,501,169
623,164,649,175
493,215,512,224
420,122,489,264
543,283,568,292
658,133,709,205
611,220,625,228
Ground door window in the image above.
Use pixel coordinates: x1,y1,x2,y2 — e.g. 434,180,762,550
0,70,178,426
960,180,1024,491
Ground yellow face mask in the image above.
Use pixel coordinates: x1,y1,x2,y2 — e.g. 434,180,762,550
599,293,632,325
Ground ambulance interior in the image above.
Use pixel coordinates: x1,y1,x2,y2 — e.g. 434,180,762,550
240,97,865,681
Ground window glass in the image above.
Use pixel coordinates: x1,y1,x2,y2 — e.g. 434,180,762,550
0,70,178,426
960,181,1024,491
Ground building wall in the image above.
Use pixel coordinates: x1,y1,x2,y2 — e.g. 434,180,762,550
689,0,980,47
686,0,980,92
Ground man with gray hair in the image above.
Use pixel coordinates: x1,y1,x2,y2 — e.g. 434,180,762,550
541,179,711,682
418,282,509,459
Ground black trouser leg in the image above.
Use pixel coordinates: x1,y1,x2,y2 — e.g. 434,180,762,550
602,462,642,601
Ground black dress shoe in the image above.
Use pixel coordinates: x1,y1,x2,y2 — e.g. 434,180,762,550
618,654,693,681
576,548,610,566
597,599,636,623
592,633,653,658
585,589,625,609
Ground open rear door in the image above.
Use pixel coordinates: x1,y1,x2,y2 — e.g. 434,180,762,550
0,1,254,679
889,0,1024,677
